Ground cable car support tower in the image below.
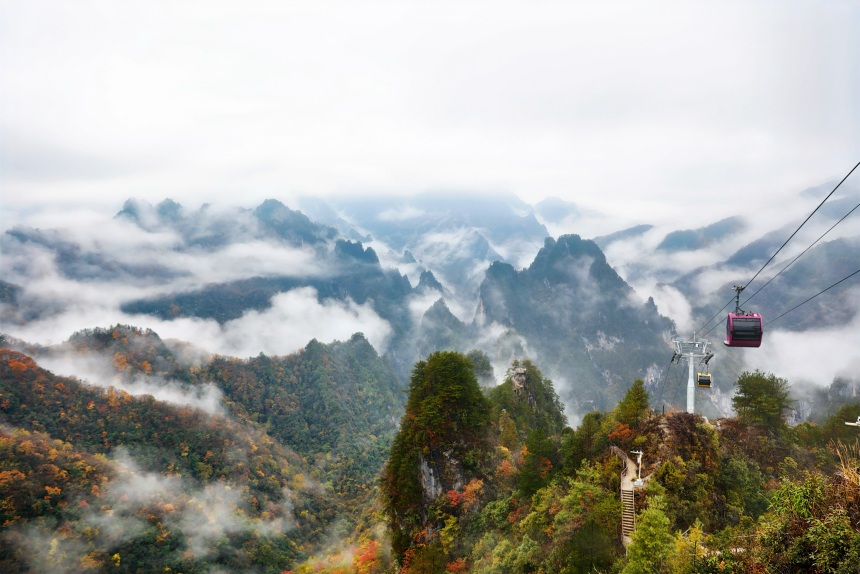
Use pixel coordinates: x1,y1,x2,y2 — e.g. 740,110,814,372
671,334,714,414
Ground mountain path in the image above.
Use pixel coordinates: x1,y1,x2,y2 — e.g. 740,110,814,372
610,446,639,547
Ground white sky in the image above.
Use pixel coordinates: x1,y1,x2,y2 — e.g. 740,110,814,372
1,0,859,228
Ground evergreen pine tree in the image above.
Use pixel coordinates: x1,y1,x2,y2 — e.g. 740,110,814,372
732,370,792,434
622,496,674,574
615,378,650,427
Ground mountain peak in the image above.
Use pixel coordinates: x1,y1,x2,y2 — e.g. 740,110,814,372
116,198,157,227
115,197,185,230
254,199,337,245
527,234,609,283
416,270,444,292
253,198,291,220
477,233,669,410
334,239,380,265
657,216,744,252
156,198,183,222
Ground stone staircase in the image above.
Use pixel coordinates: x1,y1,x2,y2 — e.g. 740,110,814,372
621,488,635,538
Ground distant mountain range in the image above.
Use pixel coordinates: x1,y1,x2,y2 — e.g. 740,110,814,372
2,179,859,417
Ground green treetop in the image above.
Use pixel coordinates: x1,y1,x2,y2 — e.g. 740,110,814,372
614,378,651,428
382,351,492,561
732,370,793,434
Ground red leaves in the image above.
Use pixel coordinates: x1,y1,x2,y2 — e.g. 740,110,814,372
446,489,465,507
497,459,517,479
608,422,635,445
352,539,382,573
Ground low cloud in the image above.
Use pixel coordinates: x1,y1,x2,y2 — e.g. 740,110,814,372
4,283,392,361
377,206,425,221
647,283,694,334
4,523,90,574
2,206,393,358
548,373,582,428
211,287,392,357
172,482,296,557
162,240,327,285
4,216,328,292
602,223,758,293
38,351,225,414
359,236,424,288
139,287,392,358
747,295,860,388
485,234,544,272
4,449,297,572
407,290,445,323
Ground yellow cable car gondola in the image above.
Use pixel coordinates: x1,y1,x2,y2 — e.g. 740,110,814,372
697,373,712,388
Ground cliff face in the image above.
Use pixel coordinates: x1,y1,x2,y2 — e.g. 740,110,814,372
419,450,464,505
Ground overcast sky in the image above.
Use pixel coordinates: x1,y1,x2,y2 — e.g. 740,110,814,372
2,1,859,227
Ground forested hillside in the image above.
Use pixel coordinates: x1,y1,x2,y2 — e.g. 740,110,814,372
3,328,860,572
0,347,331,572
296,356,860,574
201,334,404,507
0,325,406,573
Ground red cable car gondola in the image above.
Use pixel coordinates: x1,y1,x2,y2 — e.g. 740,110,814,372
724,285,763,348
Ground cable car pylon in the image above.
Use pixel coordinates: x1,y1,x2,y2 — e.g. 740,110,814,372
671,334,713,413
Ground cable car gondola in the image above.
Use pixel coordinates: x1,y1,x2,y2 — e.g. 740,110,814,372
697,373,712,388
724,286,763,348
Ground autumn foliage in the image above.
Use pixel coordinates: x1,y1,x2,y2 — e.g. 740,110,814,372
4,327,860,573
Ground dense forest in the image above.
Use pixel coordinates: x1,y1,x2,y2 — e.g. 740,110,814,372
2,326,860,572
0,325,403,573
